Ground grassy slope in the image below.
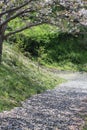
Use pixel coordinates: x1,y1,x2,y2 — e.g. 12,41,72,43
0,43,64,112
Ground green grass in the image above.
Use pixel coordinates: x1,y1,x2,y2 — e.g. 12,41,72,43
0,43,64,112
43,60,87,72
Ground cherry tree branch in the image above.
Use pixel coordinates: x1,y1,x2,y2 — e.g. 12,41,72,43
0,0,32,17
5,22,48,38
0,8,34,27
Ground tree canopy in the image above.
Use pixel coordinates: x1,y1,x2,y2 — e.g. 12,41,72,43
0,0,87,62
0,0,87,37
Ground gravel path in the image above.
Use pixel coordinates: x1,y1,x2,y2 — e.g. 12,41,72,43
0,72,87,130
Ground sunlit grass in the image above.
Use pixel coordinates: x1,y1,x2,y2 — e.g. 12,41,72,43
42,60,87,72
0,43,64,112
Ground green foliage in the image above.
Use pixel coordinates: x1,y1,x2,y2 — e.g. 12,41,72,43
7,23,58,55
7,19,87,71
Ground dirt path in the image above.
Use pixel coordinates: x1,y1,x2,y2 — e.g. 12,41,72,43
0,72,87,130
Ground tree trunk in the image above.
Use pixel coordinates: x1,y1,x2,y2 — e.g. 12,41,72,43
0,35,3,64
